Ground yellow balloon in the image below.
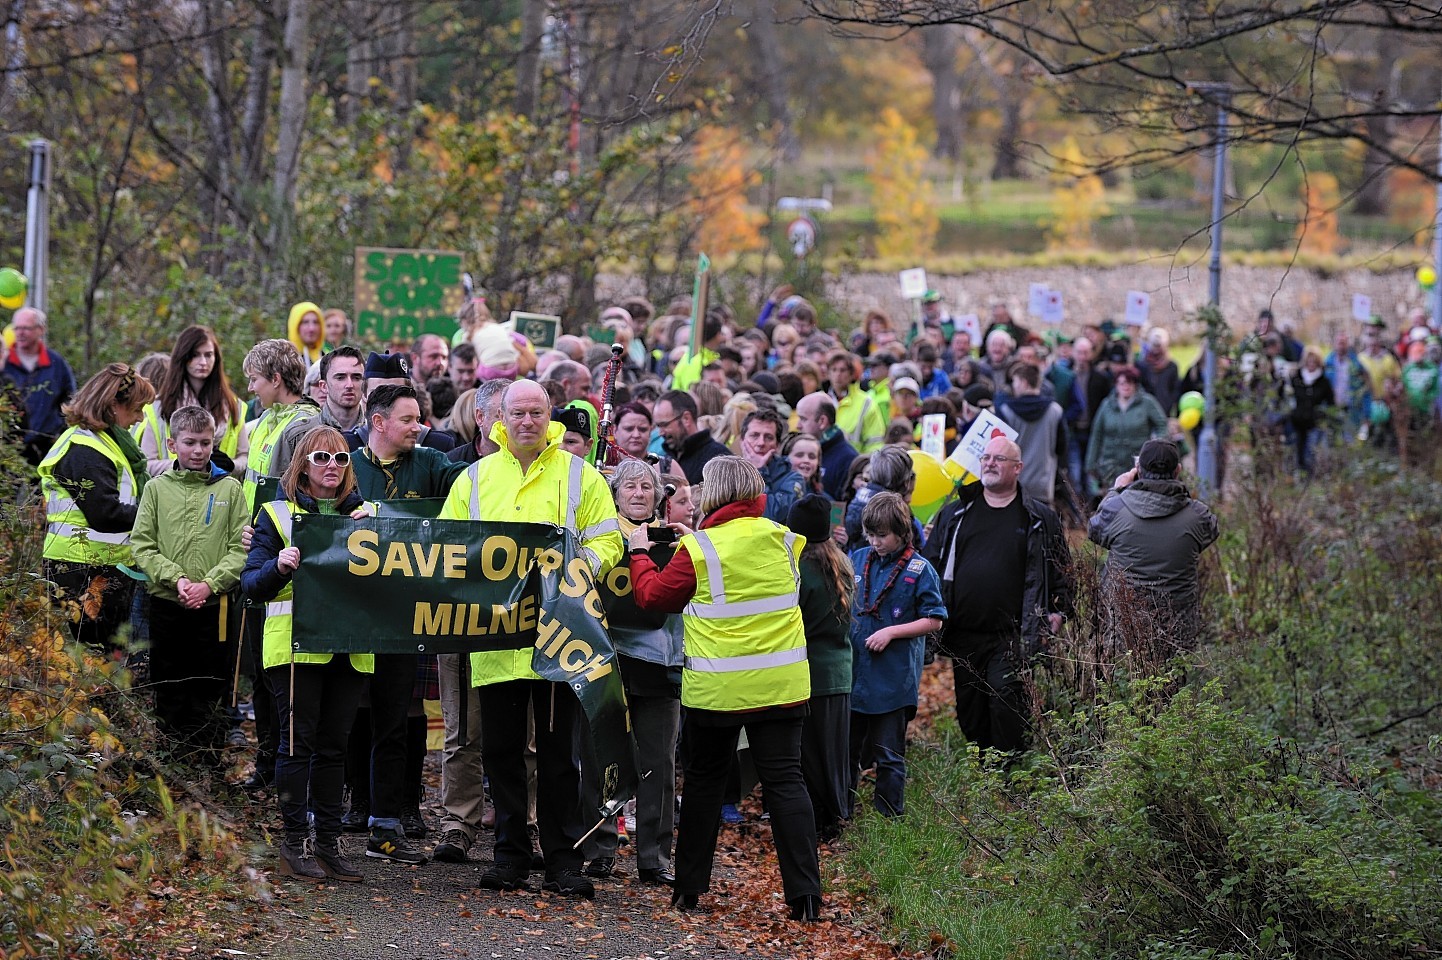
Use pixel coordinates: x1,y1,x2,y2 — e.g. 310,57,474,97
2,323,12,350
1179,407,1202,431
908,449,957,523
0,292,23,311
1418,265,1438,288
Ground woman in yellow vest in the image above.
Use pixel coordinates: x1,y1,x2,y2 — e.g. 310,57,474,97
134,325,244,475
629,456,823,922
241,427,373,884
39,362,156,651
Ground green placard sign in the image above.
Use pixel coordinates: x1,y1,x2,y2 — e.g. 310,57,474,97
290,514,637,818
506,311,561,350
354,247,465,343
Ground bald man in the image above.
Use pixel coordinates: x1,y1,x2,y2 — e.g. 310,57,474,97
438,378,622,899
921,436,1071,756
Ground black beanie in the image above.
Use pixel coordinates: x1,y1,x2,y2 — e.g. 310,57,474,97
787,493,831,545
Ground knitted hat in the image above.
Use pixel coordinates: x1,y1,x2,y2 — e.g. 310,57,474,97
787,494,831,545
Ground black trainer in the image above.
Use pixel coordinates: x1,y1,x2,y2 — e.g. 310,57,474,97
542,869,596,900
366,827,428,864
478,860,530,891
400,806,430,839
432,829,471,864
584,856,614,878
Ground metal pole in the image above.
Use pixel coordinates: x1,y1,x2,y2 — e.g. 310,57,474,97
1194,85,1229,500
1433,105,1441,325
23,138,49,312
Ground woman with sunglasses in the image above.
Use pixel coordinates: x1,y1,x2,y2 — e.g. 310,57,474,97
242,427,374,883
38,362,157,651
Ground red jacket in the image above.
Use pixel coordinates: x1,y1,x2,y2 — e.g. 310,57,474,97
631,496,767,613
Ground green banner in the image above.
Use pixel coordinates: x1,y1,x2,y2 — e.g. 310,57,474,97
290,514,636,816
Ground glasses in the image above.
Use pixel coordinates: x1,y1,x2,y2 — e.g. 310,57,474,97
653,413,682,429
978,454,1018,465
306,450,351,467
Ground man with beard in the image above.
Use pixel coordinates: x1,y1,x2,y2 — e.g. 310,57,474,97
652,390,729,484
921,436,1070,756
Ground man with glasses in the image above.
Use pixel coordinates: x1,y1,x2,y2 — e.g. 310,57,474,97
652,390,728,484
3,307,77,464
922,436,1071,757
438,379,623,900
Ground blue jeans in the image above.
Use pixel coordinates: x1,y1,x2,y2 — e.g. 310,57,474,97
849,708,910,817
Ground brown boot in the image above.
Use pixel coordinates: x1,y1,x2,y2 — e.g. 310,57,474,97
277,839,326,882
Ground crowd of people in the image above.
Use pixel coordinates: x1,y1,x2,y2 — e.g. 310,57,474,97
30,282,1442,917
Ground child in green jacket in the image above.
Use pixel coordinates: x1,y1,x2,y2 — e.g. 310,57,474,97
131,405,248,769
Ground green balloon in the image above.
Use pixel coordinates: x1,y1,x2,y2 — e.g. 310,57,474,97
1179,391,1205,414
0,268,26,300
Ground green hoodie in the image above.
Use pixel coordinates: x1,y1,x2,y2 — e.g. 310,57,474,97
131,463,248,604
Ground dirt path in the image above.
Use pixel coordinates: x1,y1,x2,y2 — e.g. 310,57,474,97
229,786,899,960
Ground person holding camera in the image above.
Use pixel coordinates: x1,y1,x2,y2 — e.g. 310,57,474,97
579,458,686,884
630,456,823,921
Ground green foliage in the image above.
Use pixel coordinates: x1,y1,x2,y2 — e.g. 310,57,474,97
844,460,1442,959
0,404,255,958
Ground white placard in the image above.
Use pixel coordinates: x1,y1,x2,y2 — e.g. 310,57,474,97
1041,290,1065,325
920,414,947,462
1351,293,1372,322
948,408,1020,478
1027,283,1049,317
955,313,981,345
899,267,929,301
1125,290,1151,327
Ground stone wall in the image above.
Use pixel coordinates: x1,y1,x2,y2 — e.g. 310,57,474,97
599,264,1434,347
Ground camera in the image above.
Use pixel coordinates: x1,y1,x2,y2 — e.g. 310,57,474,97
649,524,678,544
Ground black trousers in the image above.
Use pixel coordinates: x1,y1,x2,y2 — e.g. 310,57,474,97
674,712,820,905
270,657,367,844
800,692,851,835
849,707,909,816
366,653,418,826
45,560,133,653
952,647,1028,754
148,596,232,768
244,604,280,768
480,679,585,873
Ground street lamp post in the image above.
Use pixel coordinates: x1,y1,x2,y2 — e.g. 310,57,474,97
1188,82,1231,500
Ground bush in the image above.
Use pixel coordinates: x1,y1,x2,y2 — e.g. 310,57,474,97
0,403,255,958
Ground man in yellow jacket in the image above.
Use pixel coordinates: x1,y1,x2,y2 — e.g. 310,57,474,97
438,379,622,900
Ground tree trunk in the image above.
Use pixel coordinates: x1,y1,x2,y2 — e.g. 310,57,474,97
268,0,311,276
745,0,797,162
197,0,235,275
992,93,1024,179
1354,29,1400,216
239,4,277,188
515,0,546,119
345,0,372,124
923,25,962,162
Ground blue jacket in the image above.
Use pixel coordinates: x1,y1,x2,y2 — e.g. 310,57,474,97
847,546,946,715
760,454,807,524
3,344,77,458
818,428,859,501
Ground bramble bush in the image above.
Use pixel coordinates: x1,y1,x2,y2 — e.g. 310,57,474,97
843,450,1442,959
0,407,255,958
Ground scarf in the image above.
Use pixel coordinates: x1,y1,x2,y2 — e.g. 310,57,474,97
1300,366,1323,386
106,424,149,496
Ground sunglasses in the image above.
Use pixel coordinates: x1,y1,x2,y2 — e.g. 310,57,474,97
306,450,351,467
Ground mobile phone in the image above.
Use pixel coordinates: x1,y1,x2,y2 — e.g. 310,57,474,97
649,525,678,544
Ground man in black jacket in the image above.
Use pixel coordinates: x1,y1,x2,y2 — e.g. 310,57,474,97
652,390,729,484
922,436,1071,755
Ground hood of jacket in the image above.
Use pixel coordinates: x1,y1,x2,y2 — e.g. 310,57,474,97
488,419,565,457
1118,478,1192,519
1006,393,1055,422
698,495,766,530
287,301,325,354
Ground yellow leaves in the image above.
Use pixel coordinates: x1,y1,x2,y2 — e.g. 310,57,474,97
1296,172,1341,257
1388,166,1432,248
1046,136,1109,251
867,107,938,261
688,127,765,258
